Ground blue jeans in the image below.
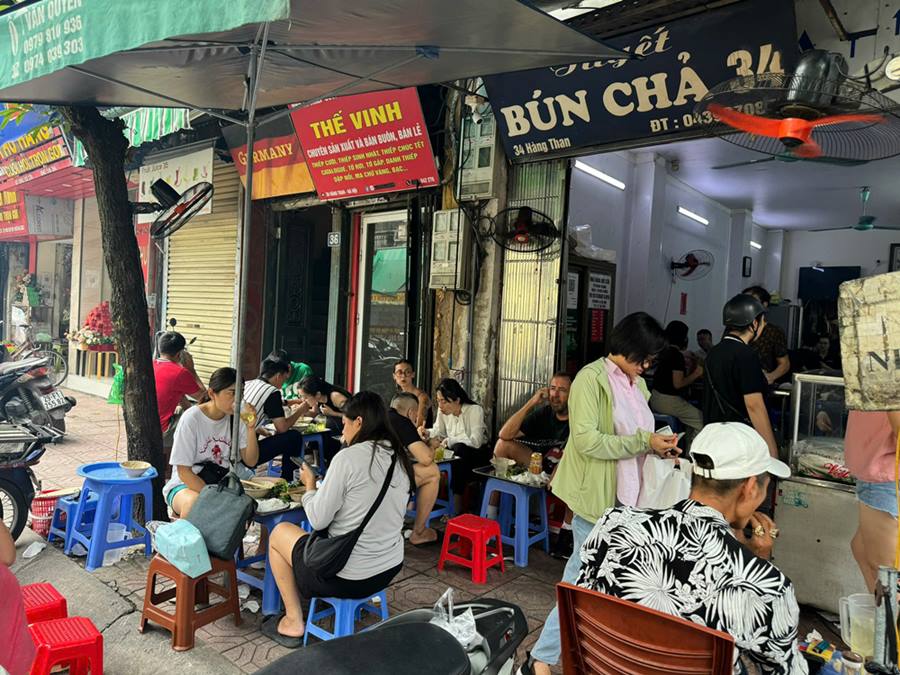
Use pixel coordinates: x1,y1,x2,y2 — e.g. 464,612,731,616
531,514,595,665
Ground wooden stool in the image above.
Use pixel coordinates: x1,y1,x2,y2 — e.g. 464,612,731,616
140,554,241,651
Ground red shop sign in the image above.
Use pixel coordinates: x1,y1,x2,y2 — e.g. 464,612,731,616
290,88,439,201
0,191,27,240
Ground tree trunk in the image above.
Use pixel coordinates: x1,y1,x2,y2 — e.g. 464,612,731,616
57,106,167,521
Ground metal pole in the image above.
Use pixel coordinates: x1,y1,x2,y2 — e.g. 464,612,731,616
231,24,268,453
875,565,899,666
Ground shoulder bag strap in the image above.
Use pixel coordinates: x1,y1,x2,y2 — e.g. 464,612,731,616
707,375,751,425
356,449,398,534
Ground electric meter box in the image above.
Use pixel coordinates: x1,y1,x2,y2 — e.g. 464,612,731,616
428,208,471,290
456,112,498,201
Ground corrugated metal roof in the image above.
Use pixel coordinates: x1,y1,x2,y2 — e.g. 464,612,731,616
566,0,744,38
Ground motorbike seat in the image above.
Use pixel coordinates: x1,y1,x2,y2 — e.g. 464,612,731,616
254,623,469,675
0,357,46,374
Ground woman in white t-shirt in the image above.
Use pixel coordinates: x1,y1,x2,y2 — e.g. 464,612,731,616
162,367,259,517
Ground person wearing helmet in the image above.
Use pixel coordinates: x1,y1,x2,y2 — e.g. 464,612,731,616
703,294,778,457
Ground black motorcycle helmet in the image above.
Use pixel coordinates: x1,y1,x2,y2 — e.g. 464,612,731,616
723,293,766,330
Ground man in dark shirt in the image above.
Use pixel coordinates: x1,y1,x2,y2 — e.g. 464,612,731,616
494,372,571,472
390,392,440,546
704,294,778,457
744,286,790,385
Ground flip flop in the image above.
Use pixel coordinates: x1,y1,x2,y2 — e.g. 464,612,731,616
261,615,303,649
409,531,441,548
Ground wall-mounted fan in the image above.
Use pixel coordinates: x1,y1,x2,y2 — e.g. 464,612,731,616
696,50,900,164
131,178,214,240
491,206,561,253
670,250,714,281
810,187,900,232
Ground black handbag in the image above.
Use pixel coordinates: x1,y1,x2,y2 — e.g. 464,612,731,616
195,460,230,485
302,451,397,580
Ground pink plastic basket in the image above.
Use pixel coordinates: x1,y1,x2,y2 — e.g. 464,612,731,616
29,490,60,537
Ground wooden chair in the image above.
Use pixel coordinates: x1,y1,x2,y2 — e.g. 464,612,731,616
557,582,734,675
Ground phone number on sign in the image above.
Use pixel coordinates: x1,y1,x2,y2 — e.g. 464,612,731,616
647,100,767,134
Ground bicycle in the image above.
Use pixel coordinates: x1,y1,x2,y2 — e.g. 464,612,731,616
0,320,68,387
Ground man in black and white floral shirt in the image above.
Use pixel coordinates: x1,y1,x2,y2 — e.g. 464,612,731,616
576,423,807,675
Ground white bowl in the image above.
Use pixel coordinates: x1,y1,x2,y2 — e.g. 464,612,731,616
120,461,151,478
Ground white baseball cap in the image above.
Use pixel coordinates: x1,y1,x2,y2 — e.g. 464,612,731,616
691,423,791,480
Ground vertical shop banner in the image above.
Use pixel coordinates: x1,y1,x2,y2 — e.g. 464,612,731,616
222,117,314,199
0,190,27,240
290,88,439,201
483,0,797,160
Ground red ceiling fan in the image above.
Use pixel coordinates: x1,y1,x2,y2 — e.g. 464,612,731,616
696,50,900,163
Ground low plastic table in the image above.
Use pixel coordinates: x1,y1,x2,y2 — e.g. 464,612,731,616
70,462,156,572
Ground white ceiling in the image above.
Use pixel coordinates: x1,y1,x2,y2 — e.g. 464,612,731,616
638,138,900,231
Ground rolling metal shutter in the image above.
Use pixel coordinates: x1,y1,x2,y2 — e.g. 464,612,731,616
165,160,240,382
495,160,567,424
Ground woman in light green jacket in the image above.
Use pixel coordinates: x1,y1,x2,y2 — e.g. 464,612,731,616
522,312,680,675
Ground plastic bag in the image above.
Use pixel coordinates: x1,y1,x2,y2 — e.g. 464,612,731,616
107,363,124,405
637,456,692,510
429,587,481,651
570,224,617,263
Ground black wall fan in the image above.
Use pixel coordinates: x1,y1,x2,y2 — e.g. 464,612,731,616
670,250,714,281
697,50,900,165
810,187,900,232
492,206,561,253
131,179,214,240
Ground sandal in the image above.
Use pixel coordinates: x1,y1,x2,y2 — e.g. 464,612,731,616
261,615,303,649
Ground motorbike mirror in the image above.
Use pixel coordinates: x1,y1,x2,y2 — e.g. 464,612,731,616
189,337,197,345
169,318,177,328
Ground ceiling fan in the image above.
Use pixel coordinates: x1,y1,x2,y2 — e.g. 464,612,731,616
696,50,900,164
810,187,900,232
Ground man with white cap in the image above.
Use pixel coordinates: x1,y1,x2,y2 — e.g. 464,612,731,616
575,423,806,675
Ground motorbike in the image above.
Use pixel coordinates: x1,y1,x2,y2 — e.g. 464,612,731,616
0,421,61,540
256,598,528,675
0,354,76,432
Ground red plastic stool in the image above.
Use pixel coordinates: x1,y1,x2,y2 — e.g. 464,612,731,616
28,616,103,674
22,583,68,624
438,514,505,584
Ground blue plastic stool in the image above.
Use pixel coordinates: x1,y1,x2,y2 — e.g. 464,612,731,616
70,462,157,572
266,459,283,477
304,591,388,644
406,461,455,527
301,433,327,475
236,508,310,616
480,478,549,567
48,493,98,554
653,413,683,434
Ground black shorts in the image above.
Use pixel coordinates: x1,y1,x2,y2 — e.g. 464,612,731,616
291,535,402,599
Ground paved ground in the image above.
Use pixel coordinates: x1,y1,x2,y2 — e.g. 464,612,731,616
20,391,842,674
27,391,567,674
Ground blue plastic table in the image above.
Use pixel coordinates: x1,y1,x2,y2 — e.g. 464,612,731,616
71,462,157,572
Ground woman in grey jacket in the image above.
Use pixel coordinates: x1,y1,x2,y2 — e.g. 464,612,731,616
262,392,415,648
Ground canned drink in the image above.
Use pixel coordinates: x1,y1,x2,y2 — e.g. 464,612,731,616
529,452,543,474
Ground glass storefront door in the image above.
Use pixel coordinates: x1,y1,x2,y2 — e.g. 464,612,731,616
355,210,409,402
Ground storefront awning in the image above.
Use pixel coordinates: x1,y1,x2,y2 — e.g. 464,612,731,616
0,0,627,113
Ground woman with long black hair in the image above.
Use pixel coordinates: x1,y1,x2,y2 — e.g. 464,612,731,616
419,377,488,513
298,375,352,465
263,391,414,648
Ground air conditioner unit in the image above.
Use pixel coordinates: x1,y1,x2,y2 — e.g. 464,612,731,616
456,110,498,202
428,208,471,290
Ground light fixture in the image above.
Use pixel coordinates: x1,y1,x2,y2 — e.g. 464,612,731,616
677,206,709,226
750,240,763,250
574,160,626,190
812,262,825,272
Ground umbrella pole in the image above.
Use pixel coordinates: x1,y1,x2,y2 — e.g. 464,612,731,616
232,26,268,452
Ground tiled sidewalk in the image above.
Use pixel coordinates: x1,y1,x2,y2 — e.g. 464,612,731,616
33,391,842,674
34,391,566,672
